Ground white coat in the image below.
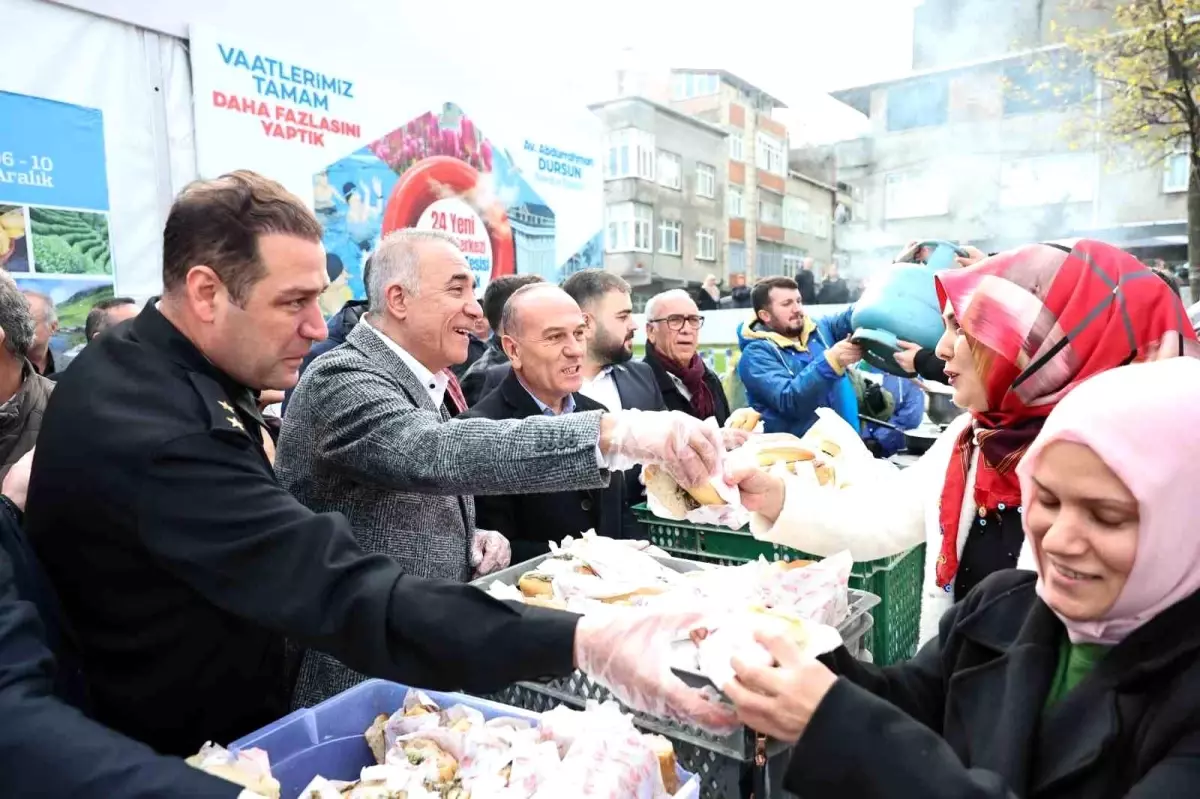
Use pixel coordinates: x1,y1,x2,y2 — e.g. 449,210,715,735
750,413,1037,645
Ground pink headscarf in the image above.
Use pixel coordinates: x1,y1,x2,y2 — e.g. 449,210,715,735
1016,357,1200,645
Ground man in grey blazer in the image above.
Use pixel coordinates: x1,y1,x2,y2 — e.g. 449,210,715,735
277,229,722,707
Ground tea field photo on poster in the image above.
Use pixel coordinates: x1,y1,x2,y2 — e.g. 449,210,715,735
0,205,29,273
27,207,113,276
13,274,114,356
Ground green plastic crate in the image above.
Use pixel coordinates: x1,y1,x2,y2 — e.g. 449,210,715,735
633,504,925,665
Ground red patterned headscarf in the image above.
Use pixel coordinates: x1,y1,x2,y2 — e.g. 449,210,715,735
932,240,1199,591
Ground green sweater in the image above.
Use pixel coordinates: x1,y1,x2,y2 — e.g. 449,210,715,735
1045,637,1110,709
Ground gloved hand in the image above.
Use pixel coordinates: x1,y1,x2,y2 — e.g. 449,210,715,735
574,609,740,735
470,529,511,578
720,427,752,451
606,409,722,489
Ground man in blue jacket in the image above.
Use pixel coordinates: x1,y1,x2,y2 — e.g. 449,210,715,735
737,276,862,437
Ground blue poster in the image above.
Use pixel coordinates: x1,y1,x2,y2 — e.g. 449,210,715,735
0,91,109,212
0,91,115,357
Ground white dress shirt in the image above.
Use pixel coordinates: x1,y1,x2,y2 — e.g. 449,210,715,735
580,365,622,412
361,316,448,409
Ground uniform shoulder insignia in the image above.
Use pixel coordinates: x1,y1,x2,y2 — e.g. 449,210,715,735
186,372,252,442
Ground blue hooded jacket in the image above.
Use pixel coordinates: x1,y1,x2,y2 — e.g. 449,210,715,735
736,307,859,437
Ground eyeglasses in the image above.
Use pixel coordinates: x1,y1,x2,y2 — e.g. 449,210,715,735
649,314,705,331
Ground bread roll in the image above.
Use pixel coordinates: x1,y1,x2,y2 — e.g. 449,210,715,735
645,735,679,794
517,572,554,599
726,408,761,431
524,595,568,610
643,464,724,516
365,712,389,764
755,446,816,467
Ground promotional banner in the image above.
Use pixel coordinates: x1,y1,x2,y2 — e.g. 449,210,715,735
189,24,604,313
0,90,115,352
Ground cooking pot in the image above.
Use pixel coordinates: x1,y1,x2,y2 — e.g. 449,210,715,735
860,414,945,456
851,240,967,377
925,389,964,426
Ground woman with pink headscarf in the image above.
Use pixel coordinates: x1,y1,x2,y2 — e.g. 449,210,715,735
721,357,1200,798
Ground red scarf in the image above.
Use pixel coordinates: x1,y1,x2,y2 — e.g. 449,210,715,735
649,343,715,420
934,240,1199,590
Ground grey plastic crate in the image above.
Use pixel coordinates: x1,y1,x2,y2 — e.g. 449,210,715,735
472,553,878,798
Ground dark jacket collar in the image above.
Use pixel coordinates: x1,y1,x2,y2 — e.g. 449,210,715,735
132,301,260,421
499,367,601,418
326,300,367,344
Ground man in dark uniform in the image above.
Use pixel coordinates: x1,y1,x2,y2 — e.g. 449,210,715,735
24,170,732,757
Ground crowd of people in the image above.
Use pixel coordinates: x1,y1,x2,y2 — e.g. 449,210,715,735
1,167,1199,798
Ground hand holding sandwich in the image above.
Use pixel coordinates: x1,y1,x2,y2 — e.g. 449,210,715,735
601,409,723,489
724,463,786,523
723,627,838,744
574,609,739,735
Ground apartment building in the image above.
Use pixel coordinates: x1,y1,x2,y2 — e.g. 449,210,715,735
830,47,1188,276
591,97,727,307
666,69,790,284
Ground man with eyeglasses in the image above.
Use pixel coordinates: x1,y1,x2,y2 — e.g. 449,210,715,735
642,290,733,429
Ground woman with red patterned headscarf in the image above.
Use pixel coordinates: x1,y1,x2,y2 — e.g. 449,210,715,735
727,240,1199,648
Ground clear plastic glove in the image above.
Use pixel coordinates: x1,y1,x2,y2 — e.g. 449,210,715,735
720,427,752,451
470,529,511,577
2,448,34,511
574,609,740,735
606,409,722,489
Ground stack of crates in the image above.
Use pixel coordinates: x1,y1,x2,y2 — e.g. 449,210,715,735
633,504,925,665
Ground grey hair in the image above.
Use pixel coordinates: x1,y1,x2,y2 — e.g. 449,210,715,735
367,228,461,313
21,290,56,324
1,276,37,358
500,283,572,339
561,269,630,312
644,289,694,321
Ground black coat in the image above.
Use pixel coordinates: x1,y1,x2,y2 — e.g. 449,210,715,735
786,570,1200,798
643,349,731,427
0,545,240,798
465,370,639,563
25,303,579,755
475,361,665,517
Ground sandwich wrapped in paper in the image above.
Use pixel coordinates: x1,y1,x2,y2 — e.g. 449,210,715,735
677,609,843,691
300,689,689,799
185,742,280,799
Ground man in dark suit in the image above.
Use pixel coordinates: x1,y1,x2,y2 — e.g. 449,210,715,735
467,285,639,563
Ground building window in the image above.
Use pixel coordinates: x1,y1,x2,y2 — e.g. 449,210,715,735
605,129,655,181
782,247,806,276
756,241,785,277
1003,53,1092,115
755,132,786,176
658,219,682,255
1164,146,1190,194
696,163,717,198
999,153,1096,207
884,170,949,220
886,77,949,132
605,202,653,253
728,186,744,218
759,198,783,226
729,134,744,162
657,151,682,190
696,227,717,261
729,242,746,274
783,196,810,232
672,72,720,101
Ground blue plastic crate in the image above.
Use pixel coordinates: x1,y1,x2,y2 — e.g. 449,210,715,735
230,679,699,798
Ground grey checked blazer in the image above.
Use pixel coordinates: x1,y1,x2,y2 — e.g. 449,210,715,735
276,320,610,707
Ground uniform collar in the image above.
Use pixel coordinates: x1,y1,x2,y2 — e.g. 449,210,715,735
133,301,262,423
